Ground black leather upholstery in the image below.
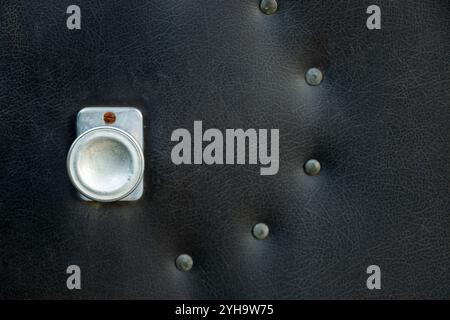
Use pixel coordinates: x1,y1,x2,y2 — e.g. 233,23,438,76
1,0,450,299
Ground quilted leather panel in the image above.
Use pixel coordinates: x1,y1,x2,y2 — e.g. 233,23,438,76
1,0,450,299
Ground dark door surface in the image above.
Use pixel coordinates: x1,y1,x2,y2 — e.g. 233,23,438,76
1,0,450,299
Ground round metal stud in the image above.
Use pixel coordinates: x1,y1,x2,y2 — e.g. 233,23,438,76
305,67,324,86
252,223,269,240
67,126,144,202
304,159,321,176
260,0,278,15
176,254,193,272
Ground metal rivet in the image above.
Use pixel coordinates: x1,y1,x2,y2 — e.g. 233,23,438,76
175,254,193,272
304,159,321,176
260,0,278,15
252,223,269,240
305,68,324,86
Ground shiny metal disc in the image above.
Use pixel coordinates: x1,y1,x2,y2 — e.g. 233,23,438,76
67,126,144,202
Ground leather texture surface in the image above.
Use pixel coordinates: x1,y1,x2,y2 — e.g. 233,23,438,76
1,0,450,299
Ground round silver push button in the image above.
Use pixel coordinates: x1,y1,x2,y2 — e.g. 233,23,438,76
67,126,144,202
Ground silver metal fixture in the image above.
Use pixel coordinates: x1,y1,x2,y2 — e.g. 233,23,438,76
67,107,144,202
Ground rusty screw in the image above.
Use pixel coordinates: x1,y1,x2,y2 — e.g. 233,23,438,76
103,112,116,124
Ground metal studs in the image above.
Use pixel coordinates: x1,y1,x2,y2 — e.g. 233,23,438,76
252,223,269,240
175,254,193,272
304,159,321,176
305,68,324,86
260,0,278,15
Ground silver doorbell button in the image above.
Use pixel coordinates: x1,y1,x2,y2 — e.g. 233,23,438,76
67,107,144,202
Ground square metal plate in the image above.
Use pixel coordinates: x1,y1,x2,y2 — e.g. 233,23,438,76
76,107,144,201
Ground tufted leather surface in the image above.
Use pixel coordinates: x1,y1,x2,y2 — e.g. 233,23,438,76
1,0,450,299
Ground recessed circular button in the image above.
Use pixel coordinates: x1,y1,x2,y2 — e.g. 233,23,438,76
67,126,144,202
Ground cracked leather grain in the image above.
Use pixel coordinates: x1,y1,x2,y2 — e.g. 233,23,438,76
1,0,450,299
